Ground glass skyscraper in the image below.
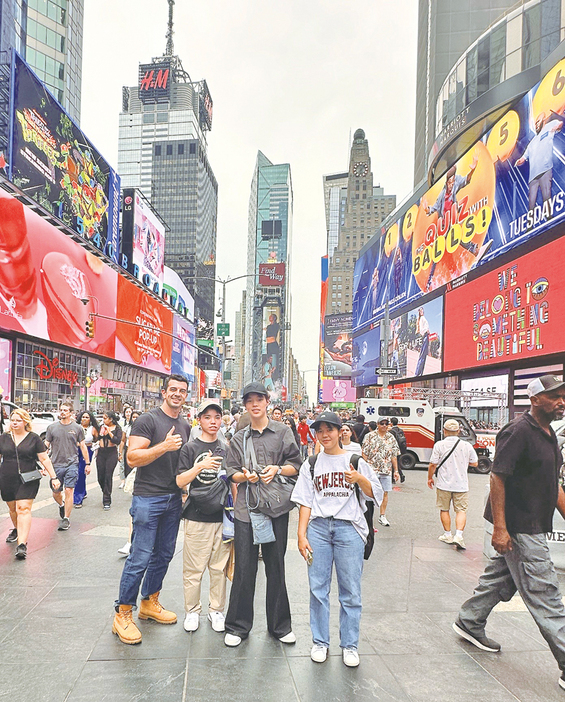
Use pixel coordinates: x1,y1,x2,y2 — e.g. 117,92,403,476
245,151,293,395
0,0,83,123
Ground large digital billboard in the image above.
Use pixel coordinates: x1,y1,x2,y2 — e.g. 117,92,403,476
121,189,165,291
444,236,565,372
115,276,173,375
138,60,171,104
172,316,196,384
0,190,117,357
351,324,381,388
261,299,282,389
354,56,565,333
323,313,352,378
10,53,120,262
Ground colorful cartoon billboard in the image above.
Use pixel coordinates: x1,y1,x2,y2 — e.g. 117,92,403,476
9,53,121,262
444,237,565,372
323,313,353,378
354,56,565,333
321,378,356,404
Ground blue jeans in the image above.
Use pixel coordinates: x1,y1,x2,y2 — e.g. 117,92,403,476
116,493,182,607
307,517,364,649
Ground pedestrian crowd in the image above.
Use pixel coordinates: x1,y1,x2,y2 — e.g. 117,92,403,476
3,373,565,690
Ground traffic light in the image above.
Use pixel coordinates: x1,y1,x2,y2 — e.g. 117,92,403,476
85,319,94,339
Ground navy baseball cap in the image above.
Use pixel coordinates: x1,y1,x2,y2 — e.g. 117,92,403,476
311,411,342,431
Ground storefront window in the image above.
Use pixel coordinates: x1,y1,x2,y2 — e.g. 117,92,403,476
14,340,87,411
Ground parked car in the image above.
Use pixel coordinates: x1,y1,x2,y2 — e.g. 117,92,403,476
1,402,56,440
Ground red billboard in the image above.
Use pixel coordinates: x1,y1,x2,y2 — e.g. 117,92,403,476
115,276,173,374
0,190,117,357
444,238,565,372
259,263,286,286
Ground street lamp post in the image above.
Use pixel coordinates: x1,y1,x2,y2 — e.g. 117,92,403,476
193,274,260,400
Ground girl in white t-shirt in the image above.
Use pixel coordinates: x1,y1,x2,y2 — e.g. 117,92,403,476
340,423,362,455
292,412,382,668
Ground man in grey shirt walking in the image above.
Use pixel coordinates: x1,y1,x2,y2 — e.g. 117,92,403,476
45,401,89,531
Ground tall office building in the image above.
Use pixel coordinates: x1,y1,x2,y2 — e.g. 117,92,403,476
244,151,293,395
0,0,83,123
117,2,217,323
327,129,395,316
323,172,348,261
414,0,517,185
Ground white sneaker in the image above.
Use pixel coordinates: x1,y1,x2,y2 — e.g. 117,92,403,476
224,633,242,647
310,644,328,663
438,533,454,544
117,542,131,556
279,631,296,644
453,534,466,550
343,648,360,667
208,611,225,632
183,612,199,632
378,515,390,527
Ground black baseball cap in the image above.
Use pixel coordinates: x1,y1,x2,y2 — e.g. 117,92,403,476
242,382,270,401
311,411,342,431
527,374,565,397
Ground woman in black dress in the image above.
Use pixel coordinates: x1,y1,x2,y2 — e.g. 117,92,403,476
283,416,301,450
97,411,123,510
0,409,59,559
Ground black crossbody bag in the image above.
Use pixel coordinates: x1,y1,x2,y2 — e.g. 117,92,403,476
434,439,461,477
12,433,43,484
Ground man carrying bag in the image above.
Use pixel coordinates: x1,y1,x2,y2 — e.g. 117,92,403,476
224,382,302,647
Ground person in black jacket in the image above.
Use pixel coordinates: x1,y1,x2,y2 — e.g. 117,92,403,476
352,415,370,444
388,418,406,483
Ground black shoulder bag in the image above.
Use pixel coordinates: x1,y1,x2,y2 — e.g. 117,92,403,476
13,433,43,484
434,439,461,477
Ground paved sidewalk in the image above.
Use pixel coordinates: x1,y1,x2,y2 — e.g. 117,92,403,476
1,473,564,701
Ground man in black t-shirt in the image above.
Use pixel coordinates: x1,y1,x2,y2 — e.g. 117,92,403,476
113,374,191,645
176,399,231,634
454,375,565,692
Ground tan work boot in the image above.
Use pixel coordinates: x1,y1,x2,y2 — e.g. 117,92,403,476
138,592,177,624
112,605,142,644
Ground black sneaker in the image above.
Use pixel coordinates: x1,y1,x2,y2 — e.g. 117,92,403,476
559,672,565,690
58,517,70,531
452,619,501,652
59,503,65,519
5,528,17,543
15,543,27,560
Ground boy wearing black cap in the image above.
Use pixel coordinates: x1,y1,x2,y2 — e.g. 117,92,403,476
454,375,565,693
223,382,302,647
176,399,231,635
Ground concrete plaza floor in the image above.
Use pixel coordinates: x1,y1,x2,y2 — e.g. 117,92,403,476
1,471,563,701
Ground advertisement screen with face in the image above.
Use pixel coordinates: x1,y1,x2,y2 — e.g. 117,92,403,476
444,236,565,372
321,379,356,403
115,276,173,374
262,302,282,389
10,53,121,262
323,313,353,378
0,190,117,356
172,316,196,383
354,55,565,333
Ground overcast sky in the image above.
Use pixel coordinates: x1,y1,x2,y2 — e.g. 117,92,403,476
81,0,418,401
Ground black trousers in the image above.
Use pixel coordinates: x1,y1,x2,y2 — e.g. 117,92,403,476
225,514,292,639
97,448,118,506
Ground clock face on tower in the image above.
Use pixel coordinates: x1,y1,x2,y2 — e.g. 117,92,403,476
353,162,369,177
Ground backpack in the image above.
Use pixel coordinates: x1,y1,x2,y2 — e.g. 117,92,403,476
308,454,374,560
390,426,407,454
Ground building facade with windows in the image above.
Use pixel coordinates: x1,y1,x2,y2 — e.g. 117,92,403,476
0,0,83,122
117,55,217,324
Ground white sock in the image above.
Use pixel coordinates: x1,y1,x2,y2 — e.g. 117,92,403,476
456,530,463,537
444,530,452,537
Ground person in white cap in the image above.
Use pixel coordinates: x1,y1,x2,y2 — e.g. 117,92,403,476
453,375,565,693
427,418,478,549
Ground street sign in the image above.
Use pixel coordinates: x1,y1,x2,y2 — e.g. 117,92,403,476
375,367,399,375
217,323,230,336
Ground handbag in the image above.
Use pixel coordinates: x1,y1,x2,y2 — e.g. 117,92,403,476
13,432,42,484
188,476,229,516
244,429,296,519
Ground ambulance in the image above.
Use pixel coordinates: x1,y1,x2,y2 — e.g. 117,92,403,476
357,397,493,473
